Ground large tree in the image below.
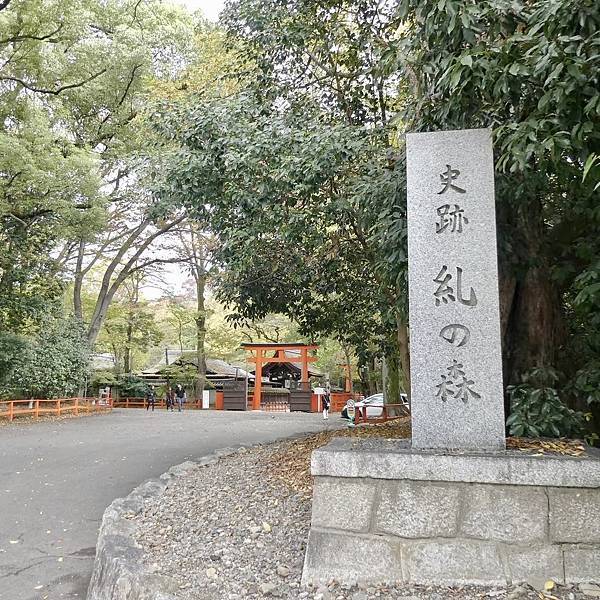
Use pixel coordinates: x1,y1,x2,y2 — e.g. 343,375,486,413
220,0,599,389
390,0,599,419
0,0,193,338
155,93,408,392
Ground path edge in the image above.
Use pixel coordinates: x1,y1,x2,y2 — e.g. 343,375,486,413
86,447,239,600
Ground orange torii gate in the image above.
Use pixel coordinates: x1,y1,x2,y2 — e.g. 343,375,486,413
241,343,318,410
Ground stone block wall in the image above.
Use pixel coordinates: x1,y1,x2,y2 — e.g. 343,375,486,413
302,439,600,588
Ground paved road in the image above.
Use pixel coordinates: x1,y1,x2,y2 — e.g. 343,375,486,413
0,409,339,600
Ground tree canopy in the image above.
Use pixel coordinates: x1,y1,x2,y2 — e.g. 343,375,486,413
153,0,599,434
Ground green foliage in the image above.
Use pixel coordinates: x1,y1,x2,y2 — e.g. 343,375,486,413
161,363,198,388
165,300,197,352
570,260,600,409
9,316,90,399
0,331,29,396
116,374,149,398
506,369,587,438
155,93,403,365
397,0,600,379
0,0,194,338
91,370,119,388
99,298,163,373
221,0,403,125
215,0,600,431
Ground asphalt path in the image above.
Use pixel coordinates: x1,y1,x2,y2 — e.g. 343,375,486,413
0,409,340,600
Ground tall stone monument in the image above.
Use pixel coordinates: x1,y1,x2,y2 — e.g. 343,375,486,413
406,128,505,451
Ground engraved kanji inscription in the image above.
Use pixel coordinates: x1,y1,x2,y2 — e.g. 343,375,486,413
435,359,481,404
436,204,469,233
440,324,470,347
455,377,482,402
437,164,466,194
433,266,477,307
435,375,453,402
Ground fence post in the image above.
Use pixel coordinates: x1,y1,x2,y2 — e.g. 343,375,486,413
75,398,79,416
9,401,13,422
57,399,61,417
34,400,39,419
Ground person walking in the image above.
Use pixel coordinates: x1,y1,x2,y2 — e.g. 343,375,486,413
146,385,157,412
165,386,174,411
175,384,186,412
322,387,331,420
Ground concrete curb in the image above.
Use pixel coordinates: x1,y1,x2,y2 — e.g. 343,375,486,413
86,447,239,600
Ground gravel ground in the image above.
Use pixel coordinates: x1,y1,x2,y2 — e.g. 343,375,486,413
133,427,597,600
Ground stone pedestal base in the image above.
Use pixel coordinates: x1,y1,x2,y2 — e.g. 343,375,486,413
302,438,600,588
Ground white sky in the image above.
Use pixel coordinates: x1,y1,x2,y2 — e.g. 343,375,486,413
178,0,225,21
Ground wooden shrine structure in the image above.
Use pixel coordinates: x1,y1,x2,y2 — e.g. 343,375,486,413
242,343,318,410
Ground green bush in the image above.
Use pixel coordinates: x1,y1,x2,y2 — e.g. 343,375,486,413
91,370,119,388
161,363,197,387
0,332,29,397
506,368,587,439
9,316,90,398
117,374,149,398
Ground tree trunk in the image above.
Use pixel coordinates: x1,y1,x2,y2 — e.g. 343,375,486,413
396,314,411,399
73,239,85,321
367,357,378,395
195,273,207,401
500,268,565,383
342,344,353,394
385,352,401,404
87,286,119,347
85,216,184,348
358,362,370,396
123,320,133,373
498,193,566,415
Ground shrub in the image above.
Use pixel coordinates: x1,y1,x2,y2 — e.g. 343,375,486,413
506,368,587,438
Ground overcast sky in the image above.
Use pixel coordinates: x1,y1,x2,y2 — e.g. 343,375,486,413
178,0,225,21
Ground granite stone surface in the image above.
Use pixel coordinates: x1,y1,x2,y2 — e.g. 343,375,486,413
406,128,505,451
549,488,600,543
310,438,600,488
375,480,461,538
302,439,600,587
502,545,564,588
312,477,376,532
563,545,600,583
301,530,401,586
460,485,548,543
401,540,504,585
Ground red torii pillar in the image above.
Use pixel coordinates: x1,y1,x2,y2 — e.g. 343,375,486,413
242,344,318,410
300,346,309,387
254,350,263,411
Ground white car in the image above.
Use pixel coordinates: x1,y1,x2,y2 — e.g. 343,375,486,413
341,393,409,419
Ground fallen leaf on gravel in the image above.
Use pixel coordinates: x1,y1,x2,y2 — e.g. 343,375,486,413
267,418,411,495
506,437,586,457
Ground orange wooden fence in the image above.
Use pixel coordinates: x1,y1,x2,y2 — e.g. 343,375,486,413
354,403,409,424
331,392,361,412
112,397,207,409
0,398,112,422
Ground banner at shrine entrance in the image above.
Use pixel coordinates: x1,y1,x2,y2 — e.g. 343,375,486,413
406,128,505,451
